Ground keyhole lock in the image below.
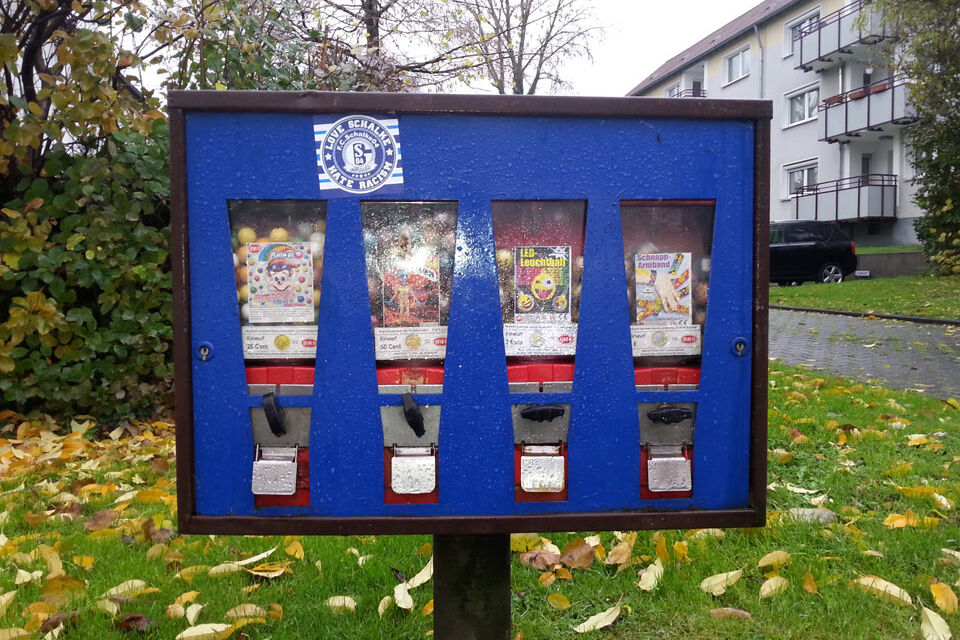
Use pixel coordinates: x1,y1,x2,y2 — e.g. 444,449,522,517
195,342,214,362
731,338,749,357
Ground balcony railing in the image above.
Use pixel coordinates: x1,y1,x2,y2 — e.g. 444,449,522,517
820,77,918,142
674,89,707,98
795,174,897,221
795,0,892,72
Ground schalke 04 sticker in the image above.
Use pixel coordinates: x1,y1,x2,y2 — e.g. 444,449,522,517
314,115,404,195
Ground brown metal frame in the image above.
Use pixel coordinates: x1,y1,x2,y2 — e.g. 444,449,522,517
170,91,771,536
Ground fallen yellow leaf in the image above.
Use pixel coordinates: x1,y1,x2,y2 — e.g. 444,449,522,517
757,550,791,569
572,601,621,633
636,558,664,592
700,569,743,596
921,606,952,640
802,569,819,594
284,541,304,560
852,575,913,606
422,599,434,616
547,593,571,610
759,576,788,599
931,582,959,614
325,596,356,613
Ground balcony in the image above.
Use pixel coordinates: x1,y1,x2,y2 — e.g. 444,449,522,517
674,89,707,98
795,174,897,221
795,0,893,72
820,77,918,142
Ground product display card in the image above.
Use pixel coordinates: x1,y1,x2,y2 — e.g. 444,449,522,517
513,246,572,325
635,252,693,326
246,242,316,324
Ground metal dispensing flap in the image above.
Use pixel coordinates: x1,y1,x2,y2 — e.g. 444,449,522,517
646,446,692,493
512,405,571,444
251,446,298,496
520,452,565,493
638,403,696,447
391,447,436,495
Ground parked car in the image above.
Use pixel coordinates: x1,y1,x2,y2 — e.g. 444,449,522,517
769,221,857,285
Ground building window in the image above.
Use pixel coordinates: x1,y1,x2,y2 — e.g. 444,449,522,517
724,46,750,84
786,86,819,125
665,83,680,98
785,161,819,198
785,10,820,56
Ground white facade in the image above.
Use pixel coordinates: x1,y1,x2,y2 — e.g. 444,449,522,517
630,0,922,247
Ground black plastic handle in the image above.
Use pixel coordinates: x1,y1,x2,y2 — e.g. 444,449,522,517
402,393,426,438
262,392,287,437
520,405,566,423
646,406,693,425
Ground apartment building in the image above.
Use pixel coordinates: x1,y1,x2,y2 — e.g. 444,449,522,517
629,0,921,246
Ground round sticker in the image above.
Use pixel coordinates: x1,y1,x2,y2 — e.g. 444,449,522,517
319,116,398,194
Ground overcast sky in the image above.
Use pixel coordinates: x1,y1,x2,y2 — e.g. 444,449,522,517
559,0,762,97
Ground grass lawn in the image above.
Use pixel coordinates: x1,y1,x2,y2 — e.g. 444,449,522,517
0,364,959,639
855,246,923,255
770,274,960,320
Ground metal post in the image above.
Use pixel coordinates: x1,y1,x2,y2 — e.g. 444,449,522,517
433,534,511,640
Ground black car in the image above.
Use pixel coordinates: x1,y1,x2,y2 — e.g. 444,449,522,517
769,221,857,285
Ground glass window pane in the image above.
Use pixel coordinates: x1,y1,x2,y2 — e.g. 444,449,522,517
790,95,805,123
789,170,803,194
227,200,327,361
361,202,457,387
493,201,586,392
807,166,818,185
741,49,750,75
807,89,819,118
620,202,714,386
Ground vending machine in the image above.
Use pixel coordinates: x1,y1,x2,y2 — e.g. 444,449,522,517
171,92,770,535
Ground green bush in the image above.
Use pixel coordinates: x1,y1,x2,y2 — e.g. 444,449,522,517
0,123,172,420
914,200,960,275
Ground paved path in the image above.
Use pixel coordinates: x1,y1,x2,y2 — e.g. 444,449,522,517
769,310,960,399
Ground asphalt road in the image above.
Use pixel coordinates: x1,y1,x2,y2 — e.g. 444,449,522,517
768,309,960,399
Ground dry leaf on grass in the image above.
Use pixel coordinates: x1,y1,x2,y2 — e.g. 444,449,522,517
394,584,414,610
547,593,571,610
931,583,959,614
700,570,743,596
709,608,752,620
326,596,356,613
572,601,621,633
560,539,595,569
174,623,229,640
851,575,913,606
520,550,561,570
377,596,392,618
921,606,952,640
759,576,788,599
636,558,664,592
757,551,791,569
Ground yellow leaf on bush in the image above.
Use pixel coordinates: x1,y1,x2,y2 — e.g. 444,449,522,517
931,583,959,614
547,593,571,610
